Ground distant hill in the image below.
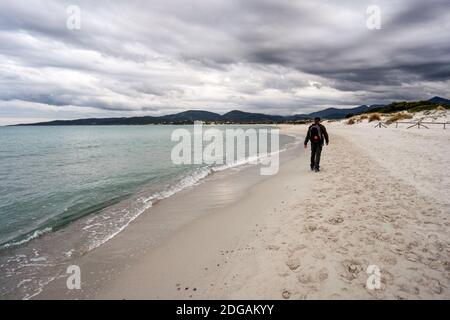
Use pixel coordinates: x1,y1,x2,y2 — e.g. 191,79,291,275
305,104,382,119
14,97,448,125
283,104,383,120
26,116,159,126
364,96,450,114
222,110,284,122
159,110,222,122
14,106,371,126
428,96,450,105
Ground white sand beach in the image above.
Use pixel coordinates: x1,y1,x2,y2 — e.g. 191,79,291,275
73,118,449,300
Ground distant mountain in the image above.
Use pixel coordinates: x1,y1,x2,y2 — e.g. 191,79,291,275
22,116,158,126
17,109,288,126
15,97,447,126
428,96,450,105
11,106,379,126
305,104,382,119
159,110,222,122
285,104,383,120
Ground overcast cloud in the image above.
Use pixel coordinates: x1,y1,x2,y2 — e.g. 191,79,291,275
0,0,449,124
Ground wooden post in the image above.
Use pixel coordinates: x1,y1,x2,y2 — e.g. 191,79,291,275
407,121,429,129
374,121,387,128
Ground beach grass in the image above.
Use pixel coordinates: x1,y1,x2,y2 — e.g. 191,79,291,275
386,113,414,124
368,113,381,122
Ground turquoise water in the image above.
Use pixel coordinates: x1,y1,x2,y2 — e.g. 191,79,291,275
0,126,189,247
0,125,292,249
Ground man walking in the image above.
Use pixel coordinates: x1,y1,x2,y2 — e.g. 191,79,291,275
304,117,329,172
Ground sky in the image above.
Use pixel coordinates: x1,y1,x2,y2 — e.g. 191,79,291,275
0,0,449,125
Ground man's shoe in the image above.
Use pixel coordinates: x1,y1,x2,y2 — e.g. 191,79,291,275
310,165,314,171
314,167,320,172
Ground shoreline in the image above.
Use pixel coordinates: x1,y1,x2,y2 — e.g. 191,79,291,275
1,126,303,299
0,125,297,299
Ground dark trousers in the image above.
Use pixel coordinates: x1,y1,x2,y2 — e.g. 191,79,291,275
310,142,323,169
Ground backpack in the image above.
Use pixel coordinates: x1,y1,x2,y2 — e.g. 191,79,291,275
310,125,322,143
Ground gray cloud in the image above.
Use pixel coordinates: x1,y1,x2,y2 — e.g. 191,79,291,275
0,0,449,124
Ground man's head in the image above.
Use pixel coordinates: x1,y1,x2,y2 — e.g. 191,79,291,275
314,117,321,125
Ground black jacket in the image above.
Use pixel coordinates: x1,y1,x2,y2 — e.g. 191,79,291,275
304,123,329,146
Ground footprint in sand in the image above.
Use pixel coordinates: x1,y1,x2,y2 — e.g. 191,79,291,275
328,216,344,225
278,270,290,278
286,258,301,271
341,260,363,280
305,224,318,232
326,232,339,242
380,270,394,286
288,244,307,254
336,246,349,254
297,273,313,284
405,252,421,263
282,290,292,299
266,244,280,251
317,268,329,281
379,254,397,266
429,279,443,294
389,245,404,255
398,283,420,296
312,251,326,260
427,259,445,271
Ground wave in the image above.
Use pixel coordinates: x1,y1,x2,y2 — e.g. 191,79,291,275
76,146,293,253
1,227,52,249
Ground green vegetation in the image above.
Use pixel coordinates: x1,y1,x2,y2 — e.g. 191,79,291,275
365,100,450,114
